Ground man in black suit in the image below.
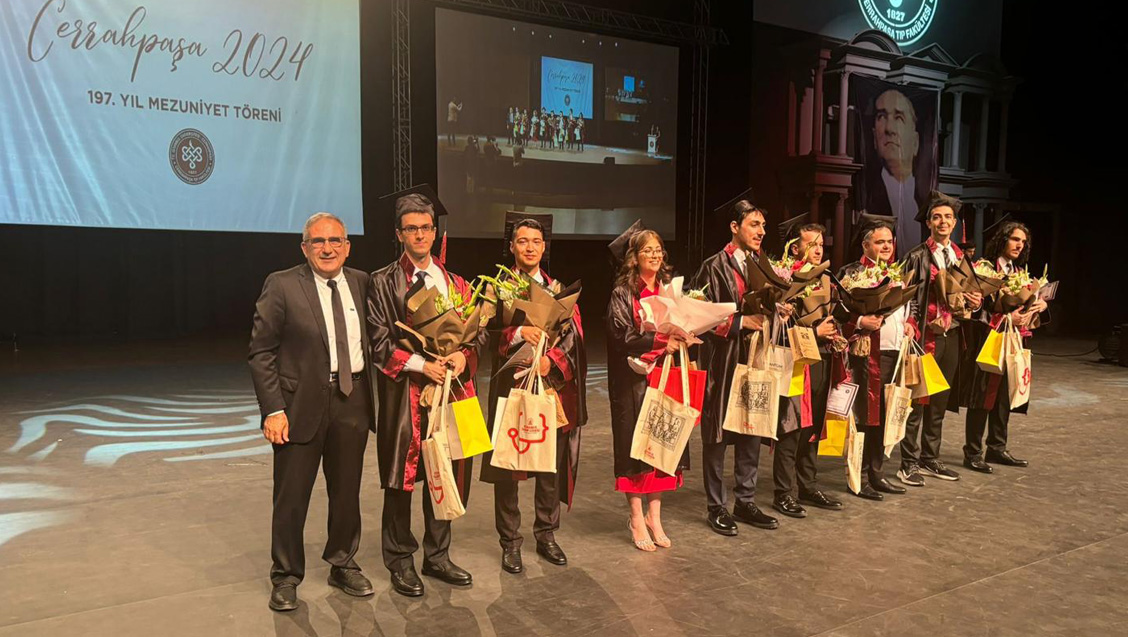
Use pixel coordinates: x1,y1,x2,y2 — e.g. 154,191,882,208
249,212,377,611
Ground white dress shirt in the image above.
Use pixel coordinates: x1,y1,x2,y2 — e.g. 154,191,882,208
312,270,365,377
931,240,959,270
880,303,911,352
404,257,449,373
998,257,1015,275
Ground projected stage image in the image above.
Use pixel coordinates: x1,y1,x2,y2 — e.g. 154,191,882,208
435,9,678,239
0,0,362,234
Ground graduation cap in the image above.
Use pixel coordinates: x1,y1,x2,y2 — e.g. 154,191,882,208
914,190,962,223
608,219,646,265
982,213,1013,241
777,212,810,244
851,211,897,248
502,211,554,269
712,187,762,223
379,183,451,262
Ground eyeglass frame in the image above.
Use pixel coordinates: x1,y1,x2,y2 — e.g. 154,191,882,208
398,224,436,236
303,236,348,249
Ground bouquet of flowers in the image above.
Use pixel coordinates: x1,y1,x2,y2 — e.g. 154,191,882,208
480,265,581,344
640,276,737,338
995,265,1052,314
397,278,485,358
967,259,1008,297
932,256,976,320
742,240,831,316
835,260,917,356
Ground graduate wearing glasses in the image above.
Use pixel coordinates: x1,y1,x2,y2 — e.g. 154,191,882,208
366,185,489,597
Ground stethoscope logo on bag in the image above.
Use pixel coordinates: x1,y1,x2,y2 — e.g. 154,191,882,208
508,412,548,454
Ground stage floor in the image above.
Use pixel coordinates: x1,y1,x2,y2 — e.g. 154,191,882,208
438,134,673,166
1,337,1126,636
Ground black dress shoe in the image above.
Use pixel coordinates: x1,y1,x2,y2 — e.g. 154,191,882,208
871,478,907,494
422,560,473,586
798,489,844,510
772,494,808,519
536,541,567,566
733,501,779,530
707,506,738,536
963,456,994,474
390,566,424,597
855,484,884,501
328,567,374,597
986,449,1029,467
269,582,298,612
501,548,523,574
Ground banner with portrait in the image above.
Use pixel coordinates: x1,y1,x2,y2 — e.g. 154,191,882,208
851,76,939,255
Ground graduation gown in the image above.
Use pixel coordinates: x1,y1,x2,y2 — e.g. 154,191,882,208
606,281,689,478
481,271,589,507
366,253,489,503
837,258,920,427
901,238,967,414
689,243,749,445
958,259,1047,415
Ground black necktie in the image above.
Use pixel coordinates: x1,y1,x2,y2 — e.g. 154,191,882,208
940,249,950,270
415,271,427,288
326,279,352,397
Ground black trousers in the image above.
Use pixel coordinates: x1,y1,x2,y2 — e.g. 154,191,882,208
493,429,566,550
381,469,452,573
773,358,829,498
858,351,899,484
964,380,1012,459
703,433,761,509
901,330,960,468
270,383,370,585
772,428,819,499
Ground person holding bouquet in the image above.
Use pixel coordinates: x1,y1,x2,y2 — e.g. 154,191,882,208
367,186,488,597
606,225,691,551
838,213,918,499
689,192,780,536
960,218,1047,472
770,215,844,518
481,215,588,574
898,192,983,486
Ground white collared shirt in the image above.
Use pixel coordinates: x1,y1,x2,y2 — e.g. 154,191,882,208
312,270,365,377
880,303,911,352
405,257,449,374
410,257,450,299
931,240,959,270
998,257,1015,275
733,247,752,271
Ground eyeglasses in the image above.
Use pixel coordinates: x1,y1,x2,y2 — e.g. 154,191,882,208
639,248,664,257
399,224,435,235
305,236,346,249
514,238,544,248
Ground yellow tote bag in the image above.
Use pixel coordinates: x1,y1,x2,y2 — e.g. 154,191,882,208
909,340,950,399
785,363,805,397
449,396,492,459
975,316,1010,375
819,414,848,457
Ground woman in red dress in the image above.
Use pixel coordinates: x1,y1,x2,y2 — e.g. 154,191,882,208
605,229,690,551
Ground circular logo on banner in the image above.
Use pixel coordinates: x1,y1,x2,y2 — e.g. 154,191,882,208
564,94,571,107
169,129,215,185
857,0,938,46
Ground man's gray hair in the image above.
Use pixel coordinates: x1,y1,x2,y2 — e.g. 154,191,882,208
302,212,348,241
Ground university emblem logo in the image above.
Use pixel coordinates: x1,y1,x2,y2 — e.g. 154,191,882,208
169,129,215,185
857,0,938,46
